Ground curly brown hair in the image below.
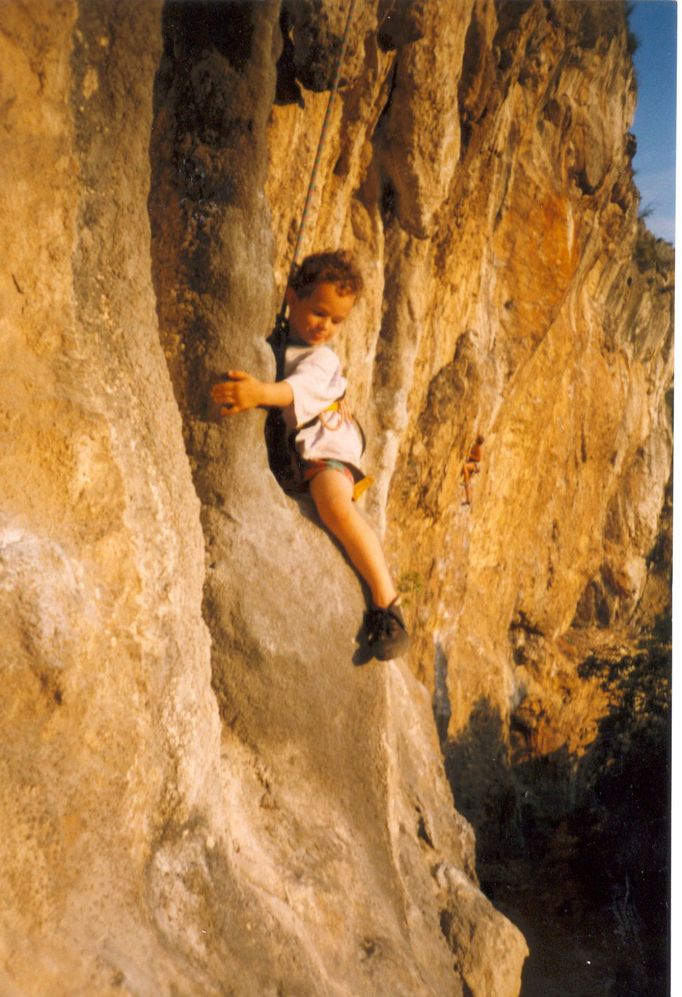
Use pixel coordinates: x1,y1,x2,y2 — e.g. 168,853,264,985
289,250,364,299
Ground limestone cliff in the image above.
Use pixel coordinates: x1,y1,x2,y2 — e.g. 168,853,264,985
1,1,671,995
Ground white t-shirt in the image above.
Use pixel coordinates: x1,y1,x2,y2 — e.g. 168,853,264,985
282,341,364,476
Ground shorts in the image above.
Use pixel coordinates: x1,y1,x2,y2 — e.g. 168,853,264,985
300,458,374,502
301,458,355,489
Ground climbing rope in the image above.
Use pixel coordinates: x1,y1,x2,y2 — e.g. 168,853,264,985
276,0,358,330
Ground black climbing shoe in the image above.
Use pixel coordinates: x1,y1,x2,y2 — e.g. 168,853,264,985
364,601,410,660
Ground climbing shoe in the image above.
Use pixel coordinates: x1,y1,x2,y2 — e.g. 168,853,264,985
364,600,410,660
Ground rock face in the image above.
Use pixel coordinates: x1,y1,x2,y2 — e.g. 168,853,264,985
1,1,671,995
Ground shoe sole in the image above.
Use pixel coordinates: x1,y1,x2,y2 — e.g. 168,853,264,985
371,638,410,661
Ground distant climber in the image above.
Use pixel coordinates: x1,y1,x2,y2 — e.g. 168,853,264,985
211,251,410,661
462,435,484,507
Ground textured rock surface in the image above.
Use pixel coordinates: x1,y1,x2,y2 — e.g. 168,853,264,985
267,3,672,910
1,0,671,994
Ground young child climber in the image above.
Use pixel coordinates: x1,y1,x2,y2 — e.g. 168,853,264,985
210,250,410,661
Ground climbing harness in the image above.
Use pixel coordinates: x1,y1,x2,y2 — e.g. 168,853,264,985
291,399,374,501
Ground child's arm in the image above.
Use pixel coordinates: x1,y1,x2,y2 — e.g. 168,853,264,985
211,370,294,415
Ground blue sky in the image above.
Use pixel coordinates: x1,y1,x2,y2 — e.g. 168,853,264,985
628,1,677,243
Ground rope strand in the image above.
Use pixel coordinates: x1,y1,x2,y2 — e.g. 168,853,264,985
277,0,357,327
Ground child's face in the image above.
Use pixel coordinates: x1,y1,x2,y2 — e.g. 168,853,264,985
286,281,355,347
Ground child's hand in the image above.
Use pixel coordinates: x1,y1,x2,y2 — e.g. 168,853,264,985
211,371,263,415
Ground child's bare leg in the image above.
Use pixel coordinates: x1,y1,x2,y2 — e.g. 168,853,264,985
309,469,397,608
462,466,472,505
